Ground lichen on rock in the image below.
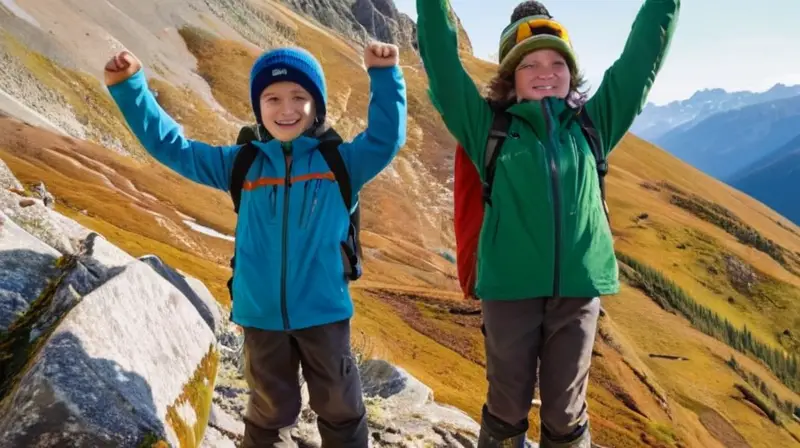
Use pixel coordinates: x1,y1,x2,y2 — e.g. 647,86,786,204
166,345,220,448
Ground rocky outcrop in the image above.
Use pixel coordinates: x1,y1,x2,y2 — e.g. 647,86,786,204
32,181,55,209
0,159,22,192
279,0,473,54
0,165,222,447
352,0,418,49
139,255,225,336
209,355,504,447
0,161,506,447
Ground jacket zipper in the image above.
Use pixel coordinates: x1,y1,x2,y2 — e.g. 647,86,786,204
541,99,562,300
281,144,293,330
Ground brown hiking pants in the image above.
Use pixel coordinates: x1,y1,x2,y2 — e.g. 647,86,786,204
241,319,367,448
480,297,600,443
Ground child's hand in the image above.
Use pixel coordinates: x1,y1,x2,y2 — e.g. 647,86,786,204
364,42,399,69
104,50,142,86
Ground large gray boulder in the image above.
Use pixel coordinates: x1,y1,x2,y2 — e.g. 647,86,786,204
139,254,225,336
0,260,218,448
0,211,61,332
0,165,221,447
0,188,73,254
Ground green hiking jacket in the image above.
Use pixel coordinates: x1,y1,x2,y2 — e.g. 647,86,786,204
417,0,680,300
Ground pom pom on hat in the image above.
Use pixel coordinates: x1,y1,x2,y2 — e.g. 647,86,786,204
510,0,551,22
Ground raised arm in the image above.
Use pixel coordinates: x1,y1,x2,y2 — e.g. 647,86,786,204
584,0,680,155
416,0,492,164
339,65,407,201
106,54,237,191
339,45,407,203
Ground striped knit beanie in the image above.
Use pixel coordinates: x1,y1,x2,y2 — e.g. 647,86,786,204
497,1,578,77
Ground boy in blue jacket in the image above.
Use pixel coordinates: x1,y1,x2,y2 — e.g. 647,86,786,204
104,41,407,447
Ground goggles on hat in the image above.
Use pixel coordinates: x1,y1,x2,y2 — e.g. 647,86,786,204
516,18,570,44
500,16,571,61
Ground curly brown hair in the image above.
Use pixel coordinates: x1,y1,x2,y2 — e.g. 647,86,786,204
486,65,588,109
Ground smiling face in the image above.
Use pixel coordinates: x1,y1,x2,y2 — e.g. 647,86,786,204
514,48,571,101
259,81,316,141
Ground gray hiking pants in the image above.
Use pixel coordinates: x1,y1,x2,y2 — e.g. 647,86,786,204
480,297,600,443
241,319,367,448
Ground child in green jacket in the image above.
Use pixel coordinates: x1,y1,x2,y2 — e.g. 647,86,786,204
416,0,679,446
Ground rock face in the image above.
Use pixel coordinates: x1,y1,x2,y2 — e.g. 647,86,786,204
279,0,473,54
352,0,418,48
0,159,22,191
209,356,499,447
0,212,60,332
0,188,73,254
0,165,221,447
139,254,225,336
0,160,511,447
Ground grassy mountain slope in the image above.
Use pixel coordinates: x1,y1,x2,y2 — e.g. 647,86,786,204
1,0,799,447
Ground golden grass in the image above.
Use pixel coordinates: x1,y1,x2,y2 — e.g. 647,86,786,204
148,78,240,147
0,117,237,254
177,26,260,122
2,1,800,445
603,285,800,448
165,345,219,447
606,139,800,355
0,31,146,159
351,289,488,421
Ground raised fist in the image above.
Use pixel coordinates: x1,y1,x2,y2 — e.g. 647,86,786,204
363,42,399,69
104,50,142,86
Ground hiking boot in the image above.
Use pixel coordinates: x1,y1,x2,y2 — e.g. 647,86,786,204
317,412,368,448
539,424,591,448
477,426,527,448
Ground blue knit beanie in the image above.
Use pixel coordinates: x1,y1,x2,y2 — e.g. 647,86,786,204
249,47,327,125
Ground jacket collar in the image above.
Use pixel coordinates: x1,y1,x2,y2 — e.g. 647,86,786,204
250,124,342,158
505,96,579,140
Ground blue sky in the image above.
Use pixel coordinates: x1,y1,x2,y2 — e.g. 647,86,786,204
394,0,800,105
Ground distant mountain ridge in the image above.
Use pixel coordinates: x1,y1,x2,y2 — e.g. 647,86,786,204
634,82,800,227
631,83,800,141
730,133,800,226
651,92,800,181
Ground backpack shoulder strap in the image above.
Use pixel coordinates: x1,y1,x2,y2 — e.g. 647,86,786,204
482,105,512,205
577,110,606,178
576,109,610,220
230,142,259,214
317,139,352,212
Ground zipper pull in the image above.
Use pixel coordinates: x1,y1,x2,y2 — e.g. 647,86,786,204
283,141,293,187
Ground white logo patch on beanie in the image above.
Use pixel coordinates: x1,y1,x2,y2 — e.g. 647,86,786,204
272,68,288,76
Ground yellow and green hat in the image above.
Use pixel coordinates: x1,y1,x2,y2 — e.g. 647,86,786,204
497,15,578,77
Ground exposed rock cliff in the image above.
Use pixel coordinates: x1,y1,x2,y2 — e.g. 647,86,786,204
278,0,473,53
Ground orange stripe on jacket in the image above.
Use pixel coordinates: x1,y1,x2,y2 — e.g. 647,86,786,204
242,171,335,191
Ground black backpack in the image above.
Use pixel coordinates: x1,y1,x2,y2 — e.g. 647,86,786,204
482,104,609,222
225,124,363,303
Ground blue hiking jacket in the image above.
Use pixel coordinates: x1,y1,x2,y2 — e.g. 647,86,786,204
108,66,407,331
